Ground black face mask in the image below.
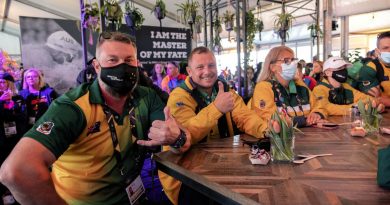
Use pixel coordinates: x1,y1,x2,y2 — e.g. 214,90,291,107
332,69,348,83
100,63,138,96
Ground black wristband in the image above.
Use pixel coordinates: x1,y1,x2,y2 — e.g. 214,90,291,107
170,129,187,149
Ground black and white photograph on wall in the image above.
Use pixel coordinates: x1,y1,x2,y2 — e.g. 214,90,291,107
20,16,97,94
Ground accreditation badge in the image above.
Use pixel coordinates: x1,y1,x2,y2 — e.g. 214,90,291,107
126,175,145,205
4,121,17,137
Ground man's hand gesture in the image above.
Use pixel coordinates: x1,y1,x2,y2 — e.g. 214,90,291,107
137,107,181,147
213,81,234,114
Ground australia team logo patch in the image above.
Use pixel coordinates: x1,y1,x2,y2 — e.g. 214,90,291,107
36,122,55,135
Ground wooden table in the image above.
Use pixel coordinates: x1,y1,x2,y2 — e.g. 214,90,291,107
154,115,390,205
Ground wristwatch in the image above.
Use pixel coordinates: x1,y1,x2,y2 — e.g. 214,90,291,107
170,129,187,149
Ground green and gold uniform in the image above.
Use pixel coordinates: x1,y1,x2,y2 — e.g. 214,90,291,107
251,80,327,124
357,59,390,97
159,77,267,205
24,80,165,205
313,79,373,116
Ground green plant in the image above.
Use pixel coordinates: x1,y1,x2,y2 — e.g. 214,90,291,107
124,0,145,30
307,23,323,45
176,0,200,25
268,112,298,162
213,18,223,54
274,12,295,42
101,0,123,30
256,19,264,41
82,2,100,32
222,10,235,31
152,0,167,20
357,99,383,135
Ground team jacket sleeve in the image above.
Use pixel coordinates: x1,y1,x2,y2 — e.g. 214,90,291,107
167,88,223,144
251,81,278,121
23,98,86,158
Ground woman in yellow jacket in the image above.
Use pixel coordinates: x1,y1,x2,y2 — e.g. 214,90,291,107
251,46,327,127
312,56,382,115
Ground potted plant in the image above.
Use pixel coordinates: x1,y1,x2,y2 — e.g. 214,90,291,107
152,0,167,30
82,2,100,44
213,18,223,54
195,15,203,34
176,0,200,25
222,10,235,31
274,12,295,42
101,0,123,31
256,19,264,41
307,23,323,45
124,0,145,33
245,10,256,56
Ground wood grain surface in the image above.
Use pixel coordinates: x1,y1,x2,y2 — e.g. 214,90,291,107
155,115,390,205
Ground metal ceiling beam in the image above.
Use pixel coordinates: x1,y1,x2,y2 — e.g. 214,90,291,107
14,0,77,20
1,0,11,32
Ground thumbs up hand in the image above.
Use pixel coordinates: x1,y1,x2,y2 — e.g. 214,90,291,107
214,81,234,114
137,107,183,147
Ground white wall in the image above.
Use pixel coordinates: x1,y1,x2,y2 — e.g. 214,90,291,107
0,32,20,55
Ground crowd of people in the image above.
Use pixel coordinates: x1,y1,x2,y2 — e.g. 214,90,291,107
0,30,389,205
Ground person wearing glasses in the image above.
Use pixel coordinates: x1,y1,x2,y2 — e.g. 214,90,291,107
159,46,267,205
356,32,390,106
19,68,58,129
0,32,191,205
251,46,327,128
312,56,385,115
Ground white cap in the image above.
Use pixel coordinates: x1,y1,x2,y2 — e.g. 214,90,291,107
46,31,80,55
323,56,352,72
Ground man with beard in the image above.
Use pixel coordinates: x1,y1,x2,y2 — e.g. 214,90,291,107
0,32,191,205
159,46,267,205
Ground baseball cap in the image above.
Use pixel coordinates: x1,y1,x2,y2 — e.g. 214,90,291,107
323,56,352,72
0,72,15,82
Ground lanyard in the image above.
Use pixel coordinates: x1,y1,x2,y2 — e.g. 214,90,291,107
102,103,143,182
273,81,304,117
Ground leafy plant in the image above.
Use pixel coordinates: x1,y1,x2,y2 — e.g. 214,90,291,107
82,2,100,32
274,12,295,42
268,112,297,162
152,0,167,20
222,10,235,31
176,0,200,25
357,99,383,135
101,0,123,30
256,19,264,41
307,23,323,45
124,0,145,31
213,18,223,54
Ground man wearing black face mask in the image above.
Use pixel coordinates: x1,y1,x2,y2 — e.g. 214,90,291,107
313,56,382,116
0,32,191,205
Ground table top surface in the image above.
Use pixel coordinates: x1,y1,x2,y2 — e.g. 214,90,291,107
155,115,390,205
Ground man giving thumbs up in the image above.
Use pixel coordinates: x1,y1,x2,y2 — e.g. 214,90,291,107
159,46,267,205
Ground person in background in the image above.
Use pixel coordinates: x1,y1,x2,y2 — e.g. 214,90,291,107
298,62,316,90
244,66,256,103
313,56,385,115
151,62,166,89
309,60,324,82
161,61,187,94
18,68,58,129
356,32,390,106
0,31,190,205
76,57,97,85
159,46,267,205
0,73,27,205
251,46,327,128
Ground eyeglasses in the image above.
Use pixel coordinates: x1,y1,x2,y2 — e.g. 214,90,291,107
99,31,113,41
274,58,298,65
26,75,39,79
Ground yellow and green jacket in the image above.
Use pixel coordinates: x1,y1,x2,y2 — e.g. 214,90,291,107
357,59,390,97
159,77,267,205
313,79,373,116
251,79,327,122
24,80,165,205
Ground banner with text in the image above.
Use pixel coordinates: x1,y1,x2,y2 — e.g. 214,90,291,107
135,26,191,70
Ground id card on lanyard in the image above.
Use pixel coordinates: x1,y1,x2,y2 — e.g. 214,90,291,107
102,103,145,204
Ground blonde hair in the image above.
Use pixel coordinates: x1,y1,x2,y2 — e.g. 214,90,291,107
23,68,45,90
257,46,294,83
